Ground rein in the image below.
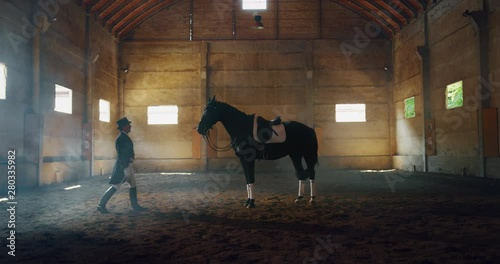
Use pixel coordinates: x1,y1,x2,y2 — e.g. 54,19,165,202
203,130,235,152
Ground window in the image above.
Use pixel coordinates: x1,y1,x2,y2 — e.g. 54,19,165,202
99,99,110,122
54,85,72,114
243,0,266,10
0,63,6,100
148,105,178,125
404,97,415,119
446,80,463,109
335,104,366,122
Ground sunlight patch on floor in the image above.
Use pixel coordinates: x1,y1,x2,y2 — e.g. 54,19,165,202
360,169,396,173
64,185,82,190
160,172,195,176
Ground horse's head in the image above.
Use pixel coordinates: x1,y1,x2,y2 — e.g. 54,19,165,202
197,96,220,136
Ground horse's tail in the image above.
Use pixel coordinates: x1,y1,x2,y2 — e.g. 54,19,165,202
307,126,319,168
311,128,319,166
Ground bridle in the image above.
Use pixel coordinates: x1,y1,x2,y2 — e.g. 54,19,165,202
202,129,235,152
200,101,236,152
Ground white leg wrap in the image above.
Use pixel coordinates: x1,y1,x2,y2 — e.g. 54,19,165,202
246,184,250,198
298,180,305,197
310,179,316,198
247,184,254,199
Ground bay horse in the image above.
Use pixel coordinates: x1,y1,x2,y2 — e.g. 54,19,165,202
196,96,318,208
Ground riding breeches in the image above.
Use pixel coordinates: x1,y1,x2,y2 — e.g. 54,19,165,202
112,166,137,189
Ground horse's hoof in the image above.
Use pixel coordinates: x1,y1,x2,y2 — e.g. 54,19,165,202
244,198,251,207
294,196,304,203
246,199,255,208
309,196,316,204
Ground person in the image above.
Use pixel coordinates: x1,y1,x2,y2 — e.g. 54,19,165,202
97,117,147,213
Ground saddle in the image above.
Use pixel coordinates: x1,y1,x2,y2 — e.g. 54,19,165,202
253,115,286,144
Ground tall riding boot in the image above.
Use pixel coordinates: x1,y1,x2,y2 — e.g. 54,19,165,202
129,187,147,211
97,186,117,214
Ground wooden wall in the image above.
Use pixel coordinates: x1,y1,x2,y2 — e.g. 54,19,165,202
92,19,120,178
6,0,500,185
314,39,391,169
392,15,426,171
130,0,373,41
120,42,203,172
0,0,119,187
0,1,36,188
122,0,392,172
40,2,88,184
393,0,500,177
122,41,390,172
40,3,119,184
486,0,500,177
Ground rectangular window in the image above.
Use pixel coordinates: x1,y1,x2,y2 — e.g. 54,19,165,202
404,97,415,119
54,84,72,114
148,105,178,125
446,80,463,109
243,0,266,10
99,99,110,122
0,63,6,100
335,104,366,122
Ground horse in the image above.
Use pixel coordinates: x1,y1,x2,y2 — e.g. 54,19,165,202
196,96,319,208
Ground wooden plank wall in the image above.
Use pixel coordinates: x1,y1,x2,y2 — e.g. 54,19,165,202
120,42,203,172
392,15,425,171
40,2,119,184
426,0,481,176
0,1,36,188
124,0,393,172
486,1,500,178
314,39,391,169
40,2,87,184
393,0,500,177
121,37,391,171
92,22,120,178
131,0,372,41
0,0,119,186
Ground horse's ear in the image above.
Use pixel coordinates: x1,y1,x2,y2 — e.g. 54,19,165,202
212,95,216,102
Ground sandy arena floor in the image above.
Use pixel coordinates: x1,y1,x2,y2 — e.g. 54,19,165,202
1,168,500,263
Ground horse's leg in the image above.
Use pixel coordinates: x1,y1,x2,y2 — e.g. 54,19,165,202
305,155,317,203
240,157,256,208
290,154,307,203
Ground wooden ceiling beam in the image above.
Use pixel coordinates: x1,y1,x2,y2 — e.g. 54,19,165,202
384,0,414,22
372,0,408,26
111,0,161,36
335,0,394,37
76,0,439,41
98,0,127,24
405,0,424,14
399,0,420,17
90,0,110,14
105,0,145,32
117,0,177,40
362,0,403,30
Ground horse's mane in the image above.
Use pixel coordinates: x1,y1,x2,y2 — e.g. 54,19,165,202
214,100,252,118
